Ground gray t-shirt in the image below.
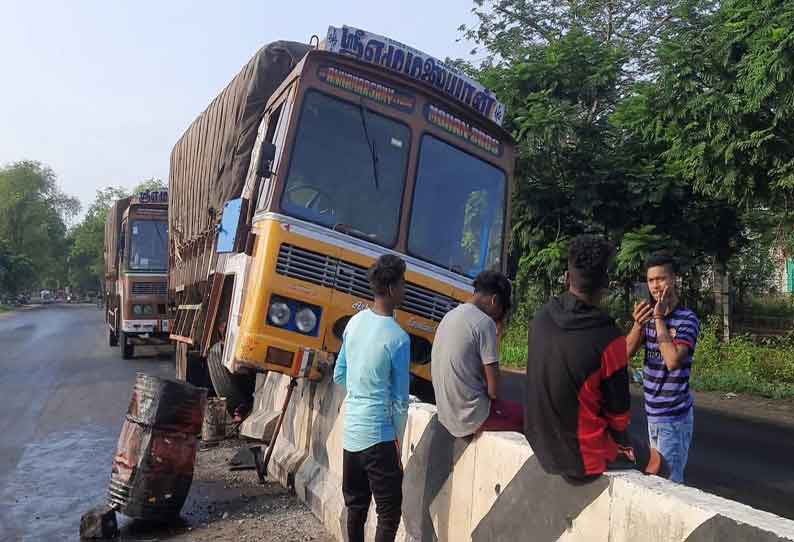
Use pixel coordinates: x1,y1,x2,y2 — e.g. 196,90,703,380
431,303,499,437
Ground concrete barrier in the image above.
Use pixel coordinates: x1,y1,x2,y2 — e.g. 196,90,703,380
254,375,794,541
240,372,286,442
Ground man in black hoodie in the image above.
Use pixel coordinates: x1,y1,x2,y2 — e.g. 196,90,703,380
524,235,667,480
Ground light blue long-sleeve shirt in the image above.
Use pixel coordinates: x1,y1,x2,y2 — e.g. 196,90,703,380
333,309,411,452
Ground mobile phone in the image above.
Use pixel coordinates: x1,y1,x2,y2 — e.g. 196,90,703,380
637,283,656,308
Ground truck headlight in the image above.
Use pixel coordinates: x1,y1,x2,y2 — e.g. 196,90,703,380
133,304,144,316
295,307,318,334
143,304,155,315
268,301,291,327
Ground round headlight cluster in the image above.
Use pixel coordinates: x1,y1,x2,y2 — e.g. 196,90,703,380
133,304,156,316
268,302,291,327
295,307,318,333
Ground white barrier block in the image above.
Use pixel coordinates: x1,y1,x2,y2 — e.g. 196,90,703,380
608,473,715,542
470,431,532,531
240,372,290,441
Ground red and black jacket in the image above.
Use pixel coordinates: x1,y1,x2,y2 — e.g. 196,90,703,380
524,292,631,478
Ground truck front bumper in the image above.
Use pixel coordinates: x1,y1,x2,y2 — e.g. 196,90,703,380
121,319,169,335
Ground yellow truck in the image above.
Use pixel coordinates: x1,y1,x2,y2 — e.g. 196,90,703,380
169,26,513,411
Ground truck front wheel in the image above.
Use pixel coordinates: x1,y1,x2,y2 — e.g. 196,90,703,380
120,332,134,359
207,342,253,416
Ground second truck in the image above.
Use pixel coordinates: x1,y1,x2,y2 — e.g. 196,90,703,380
105,190,170,359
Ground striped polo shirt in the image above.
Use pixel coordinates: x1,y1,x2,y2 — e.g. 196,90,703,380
643,307,700,422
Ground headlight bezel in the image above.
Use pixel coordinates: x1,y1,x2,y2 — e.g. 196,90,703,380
266,295,321,336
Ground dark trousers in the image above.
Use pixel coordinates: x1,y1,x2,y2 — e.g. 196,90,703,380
342,441,403,542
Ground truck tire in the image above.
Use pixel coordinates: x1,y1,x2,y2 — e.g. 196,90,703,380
109,329,118,347
207,342,250,416
121,332,134,359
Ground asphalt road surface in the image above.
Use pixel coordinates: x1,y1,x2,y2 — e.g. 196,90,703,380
501,369,794,520
0,305,174,541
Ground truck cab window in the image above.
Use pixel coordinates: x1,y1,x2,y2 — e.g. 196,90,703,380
280,90,409,247
129,220,168,272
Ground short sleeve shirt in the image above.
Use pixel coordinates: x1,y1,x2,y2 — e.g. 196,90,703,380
642,307,700,422
431,303,499,437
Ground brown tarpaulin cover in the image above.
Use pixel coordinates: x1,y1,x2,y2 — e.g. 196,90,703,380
168,41,310,271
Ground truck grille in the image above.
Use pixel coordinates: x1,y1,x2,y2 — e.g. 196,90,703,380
132,282,167,296
276,244,458,322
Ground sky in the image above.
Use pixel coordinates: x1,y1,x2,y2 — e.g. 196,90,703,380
0,0,480,220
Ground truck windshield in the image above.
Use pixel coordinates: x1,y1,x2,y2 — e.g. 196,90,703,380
281,90,410,246
408,135,506,278
129,220,168,272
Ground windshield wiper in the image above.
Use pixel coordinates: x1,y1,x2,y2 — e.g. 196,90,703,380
358,99,380,189
333,222,376,241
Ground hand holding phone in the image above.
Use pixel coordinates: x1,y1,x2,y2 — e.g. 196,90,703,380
633,302,654,327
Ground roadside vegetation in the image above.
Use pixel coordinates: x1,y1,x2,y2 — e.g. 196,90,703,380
0,160,165,301
502,312,794,400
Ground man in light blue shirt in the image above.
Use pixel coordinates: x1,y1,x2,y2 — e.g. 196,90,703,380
333,254,410,542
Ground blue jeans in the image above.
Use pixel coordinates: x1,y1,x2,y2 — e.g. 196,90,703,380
648,408,694,484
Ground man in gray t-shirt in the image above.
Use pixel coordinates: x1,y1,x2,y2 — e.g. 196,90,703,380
431,271,523,438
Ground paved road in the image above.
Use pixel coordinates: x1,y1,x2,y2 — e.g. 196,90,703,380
0,305,174,541
501,370,794,520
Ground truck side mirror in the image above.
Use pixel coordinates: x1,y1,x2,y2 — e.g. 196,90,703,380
216,198,242,254
257,142,277,177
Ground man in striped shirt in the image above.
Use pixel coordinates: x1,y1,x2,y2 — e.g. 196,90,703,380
627,252,700,484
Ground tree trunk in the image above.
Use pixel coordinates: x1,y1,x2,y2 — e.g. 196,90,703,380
713,260,732,341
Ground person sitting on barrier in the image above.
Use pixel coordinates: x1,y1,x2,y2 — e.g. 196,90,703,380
524,235,669,481
431,270,524,438
333,254,410,542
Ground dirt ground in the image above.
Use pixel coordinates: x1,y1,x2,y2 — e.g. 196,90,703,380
117,439,333,542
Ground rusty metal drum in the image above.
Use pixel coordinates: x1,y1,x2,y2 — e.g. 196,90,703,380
108,373,207,521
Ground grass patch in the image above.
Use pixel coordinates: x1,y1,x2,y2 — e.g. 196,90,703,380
0,305,11,313
690,319,794,399
501,320,528,368
502,315,794,399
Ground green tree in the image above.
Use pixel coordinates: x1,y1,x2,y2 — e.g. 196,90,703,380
0,161,79,290
0,239,35,297
132,178,167,194
67,186,128,292
627,0,794,205
465,0,746,321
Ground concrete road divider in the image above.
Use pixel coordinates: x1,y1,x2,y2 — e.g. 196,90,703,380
250,374,794,541
241,372,287,443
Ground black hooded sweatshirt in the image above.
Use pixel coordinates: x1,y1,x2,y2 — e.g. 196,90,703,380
524,292,631,478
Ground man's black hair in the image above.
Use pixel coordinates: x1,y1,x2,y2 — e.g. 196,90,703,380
567,235,613,295
473,270,512,317
645,251,676,274
368,254,406,297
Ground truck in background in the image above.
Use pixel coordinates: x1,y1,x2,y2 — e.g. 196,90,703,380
104,190,171,359
169,26,513,413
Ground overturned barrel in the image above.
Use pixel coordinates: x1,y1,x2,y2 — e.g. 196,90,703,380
108,373,207,521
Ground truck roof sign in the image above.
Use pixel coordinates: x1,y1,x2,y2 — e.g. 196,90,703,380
132,190,168,205
322,25,506,127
